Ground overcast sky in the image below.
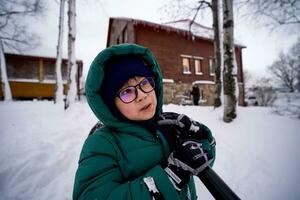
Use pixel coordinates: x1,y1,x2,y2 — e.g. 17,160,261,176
27,0,299,80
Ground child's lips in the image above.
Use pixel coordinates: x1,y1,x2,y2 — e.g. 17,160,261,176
140,103,152,111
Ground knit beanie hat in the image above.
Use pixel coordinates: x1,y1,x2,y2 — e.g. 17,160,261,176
101,55,154,117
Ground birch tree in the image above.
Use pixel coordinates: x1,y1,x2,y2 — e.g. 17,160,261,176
223,0,237,122
54,0,66,104
0,38,12,100
0,0,44,101
212,0,223,107
65,0,77,109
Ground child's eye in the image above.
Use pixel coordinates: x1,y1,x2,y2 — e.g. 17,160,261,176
140,79,150,87
121,87,135,95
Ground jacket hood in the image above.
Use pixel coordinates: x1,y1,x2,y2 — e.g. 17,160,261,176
85,43,164,131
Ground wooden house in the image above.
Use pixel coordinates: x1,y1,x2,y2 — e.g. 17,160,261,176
0,53,83,100
107,17,246,105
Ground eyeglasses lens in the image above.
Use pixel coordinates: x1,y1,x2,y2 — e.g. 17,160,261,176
140,78,155,93
119,87,136,103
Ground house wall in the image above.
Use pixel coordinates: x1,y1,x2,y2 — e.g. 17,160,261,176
6,55,69,81
163,82,215,105
107,19,245,106
135,24,215,83
134,25,245,105
108,20,135,46
0,81,68,99
0,54,83,100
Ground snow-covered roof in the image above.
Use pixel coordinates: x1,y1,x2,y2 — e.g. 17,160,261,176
163,19,214,40
111,17,245,48
163,19,245,47
4,51,83,63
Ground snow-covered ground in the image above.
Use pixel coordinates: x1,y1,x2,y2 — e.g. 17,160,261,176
0,98,300,200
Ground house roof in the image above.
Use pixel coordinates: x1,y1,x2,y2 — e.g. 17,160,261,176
109,17,246,48
4,52,83,64
163,19,214,39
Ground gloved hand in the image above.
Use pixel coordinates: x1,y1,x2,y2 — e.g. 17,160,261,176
164,140,214,191
158,112,200,132
157,112,216,150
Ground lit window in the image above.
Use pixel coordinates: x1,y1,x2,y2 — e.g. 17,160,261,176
195,58,203,75
209,58,215,76
182,57,191,74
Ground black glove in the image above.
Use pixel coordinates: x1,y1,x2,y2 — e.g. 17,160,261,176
157,112,216,150
164,140,214,191
164,163,191,191
158,112,199,132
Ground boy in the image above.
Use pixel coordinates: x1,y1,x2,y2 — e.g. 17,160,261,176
73,44,215,200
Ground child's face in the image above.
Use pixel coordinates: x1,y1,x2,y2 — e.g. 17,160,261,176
115,76,157,121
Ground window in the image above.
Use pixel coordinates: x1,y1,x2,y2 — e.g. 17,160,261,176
209,58,215,76
194,58,203,75
182,57,191,74
7,60,39,79
61,62,68,80
44,61,55,80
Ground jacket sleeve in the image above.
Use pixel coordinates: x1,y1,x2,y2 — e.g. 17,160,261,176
73,134,180,200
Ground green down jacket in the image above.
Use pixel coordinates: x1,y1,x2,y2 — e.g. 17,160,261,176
73,44,197,200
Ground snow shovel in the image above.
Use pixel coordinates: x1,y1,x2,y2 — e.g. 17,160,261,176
198,166,241,200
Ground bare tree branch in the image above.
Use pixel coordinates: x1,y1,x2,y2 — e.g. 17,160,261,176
189,1,212,31
268,51,298,92
0,0,43,17
239,0,300,31
0,0,45,52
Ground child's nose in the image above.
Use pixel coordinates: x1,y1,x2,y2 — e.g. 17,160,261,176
136,87,147,102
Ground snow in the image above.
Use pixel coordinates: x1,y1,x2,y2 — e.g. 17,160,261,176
7,79,68,84
0,97,300,199
163,19,244,47
272,92,300,120
193,80,215,85
164,20,214,40
8,78,40,83
163,79,174,83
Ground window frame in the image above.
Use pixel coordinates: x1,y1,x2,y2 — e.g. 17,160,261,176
181,55,192,75
194,56,203,75
209,58,215,76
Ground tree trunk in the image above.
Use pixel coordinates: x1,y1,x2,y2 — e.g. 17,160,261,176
297,66,300,91
54,0,65,104
0,39,12,101
65,0,77,109
223,0,237,122
212,0,222,108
